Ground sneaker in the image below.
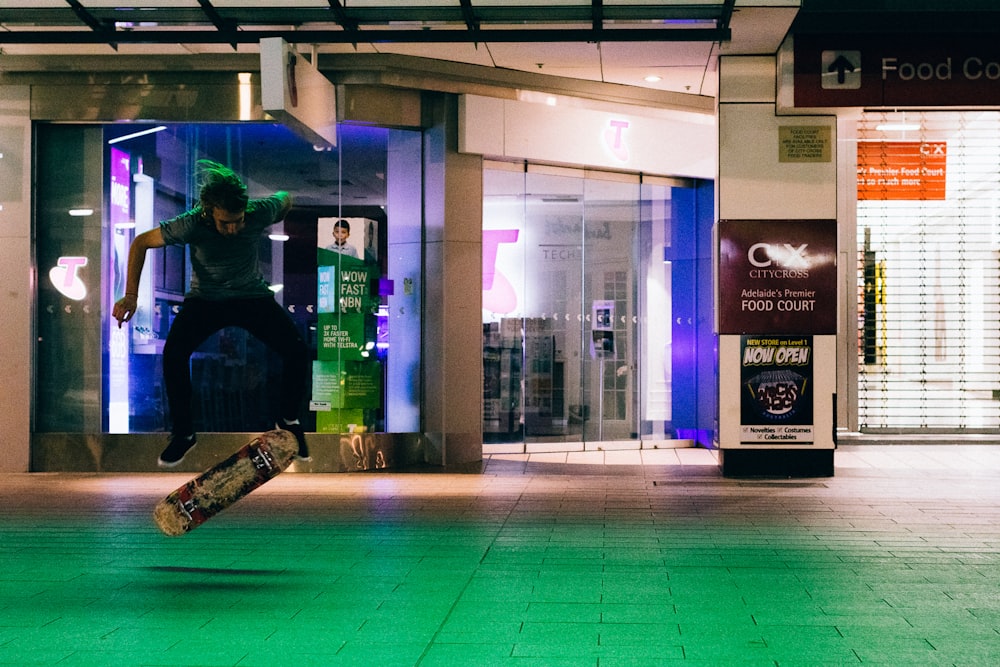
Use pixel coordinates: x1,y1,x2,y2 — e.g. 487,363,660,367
158,433,196,468
276,419,311,462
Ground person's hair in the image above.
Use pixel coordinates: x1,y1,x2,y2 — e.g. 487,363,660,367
196,160,249,213
334,219,350,232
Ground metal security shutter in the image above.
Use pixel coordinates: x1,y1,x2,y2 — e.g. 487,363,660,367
857,111,1000,432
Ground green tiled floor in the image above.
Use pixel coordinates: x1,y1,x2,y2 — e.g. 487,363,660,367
1,445,1000,665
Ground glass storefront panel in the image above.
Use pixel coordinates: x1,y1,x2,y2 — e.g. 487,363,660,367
35,121,422,437
581,175,640,441
856,110,1000,432
483,163,709,448
520,169,588,443
35,125,105,433
638,179,674,441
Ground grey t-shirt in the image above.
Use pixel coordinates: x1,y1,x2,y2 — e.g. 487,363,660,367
159,195,285,300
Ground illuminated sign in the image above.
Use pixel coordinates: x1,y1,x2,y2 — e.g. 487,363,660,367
108,147,132,433
795,34,1000,107
604,119,630,162
857,141,947,201
50,256,88,300
718,219,838,335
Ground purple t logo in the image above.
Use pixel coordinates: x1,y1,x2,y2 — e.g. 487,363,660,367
605,119,630,162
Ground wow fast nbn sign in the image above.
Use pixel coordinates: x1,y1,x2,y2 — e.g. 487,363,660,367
794,34,1000,107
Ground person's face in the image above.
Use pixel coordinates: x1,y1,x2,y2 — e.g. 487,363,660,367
333,226,350,244
212,207,246,237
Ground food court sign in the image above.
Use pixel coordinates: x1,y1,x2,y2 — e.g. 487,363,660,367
794,33,1000,107
718,219,837,335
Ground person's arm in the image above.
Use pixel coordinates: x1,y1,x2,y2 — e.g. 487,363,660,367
275,190,292,219
112,227,166,327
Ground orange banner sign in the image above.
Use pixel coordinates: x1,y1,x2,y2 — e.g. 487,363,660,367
857,141,947,201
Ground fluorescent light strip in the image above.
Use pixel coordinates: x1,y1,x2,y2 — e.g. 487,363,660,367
876,123,921,132
107,126,168,145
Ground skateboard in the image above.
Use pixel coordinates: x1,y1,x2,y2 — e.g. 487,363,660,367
153,429,298,536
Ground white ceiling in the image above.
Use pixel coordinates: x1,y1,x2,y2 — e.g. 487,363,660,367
0,1,802,99
0,2,801,205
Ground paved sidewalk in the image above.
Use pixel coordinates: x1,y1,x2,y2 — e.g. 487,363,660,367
1,445,999,665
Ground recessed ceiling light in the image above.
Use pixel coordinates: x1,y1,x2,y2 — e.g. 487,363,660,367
644,75,662,83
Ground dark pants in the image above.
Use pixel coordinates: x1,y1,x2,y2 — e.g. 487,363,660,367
162,296,309,436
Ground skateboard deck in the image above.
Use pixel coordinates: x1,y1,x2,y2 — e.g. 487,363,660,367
153,429,298,536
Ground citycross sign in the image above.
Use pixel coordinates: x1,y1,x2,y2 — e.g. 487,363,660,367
794,33,1000,107
718,219,837,335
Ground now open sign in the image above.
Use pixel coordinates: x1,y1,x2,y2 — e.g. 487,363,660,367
857,141,947,201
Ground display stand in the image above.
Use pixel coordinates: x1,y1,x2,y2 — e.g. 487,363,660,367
716,219,838,478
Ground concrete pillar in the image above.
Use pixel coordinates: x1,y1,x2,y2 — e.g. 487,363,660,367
716,56,838,476
422,93,484,467
0,85,32,472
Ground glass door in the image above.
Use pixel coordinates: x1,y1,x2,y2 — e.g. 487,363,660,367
483,163,643,449
581,174,640,442
522,169,586,444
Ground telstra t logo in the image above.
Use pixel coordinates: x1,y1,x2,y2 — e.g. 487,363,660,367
50,256,88,300
604,119,630,162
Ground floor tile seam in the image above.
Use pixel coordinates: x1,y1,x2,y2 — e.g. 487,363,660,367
412,482,528,666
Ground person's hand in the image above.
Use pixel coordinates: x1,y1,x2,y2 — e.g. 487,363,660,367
113,294,138,328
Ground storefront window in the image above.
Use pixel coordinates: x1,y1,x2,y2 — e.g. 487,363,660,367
35,122,422,436
483,163,712,448
856,110,1000,431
